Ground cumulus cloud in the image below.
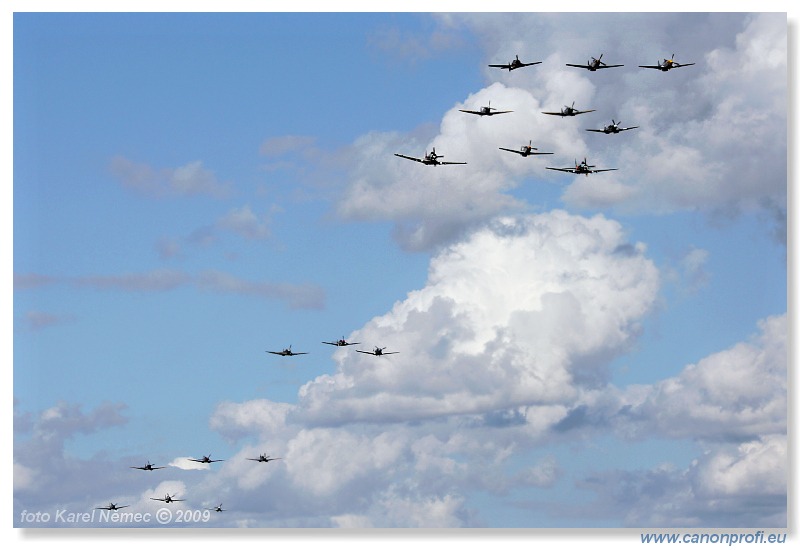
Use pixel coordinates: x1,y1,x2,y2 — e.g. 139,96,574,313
110,156,232,198
343,13,785,247
201,211,663,526
14,402,129,511
199,208,784,526
295,211,659,426
574,434,787,528
614,314,786,442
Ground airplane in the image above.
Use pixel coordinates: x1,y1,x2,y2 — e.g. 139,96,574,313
247,453,282,463
267,345,308,356
459,101,513,117
542,102,595,117
95,502,130,510
639,54,695,71
586,119,639,134
130,461,166,471
150,493,184,503
546,158,618,176
188,454,225,464
322,338,360,347
499,140,554,158
207,504,225,512
566,53,623,71
357,346,399,356
488,54,542,71
394,148,467,166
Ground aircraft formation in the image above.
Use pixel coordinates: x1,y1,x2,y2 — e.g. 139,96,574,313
94,49,694,520
267,339,400,358
97,335,396,513
98,452,282,512
394,52,695,176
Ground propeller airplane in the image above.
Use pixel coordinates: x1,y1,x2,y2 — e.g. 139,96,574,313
566,53,623,71
150,493,185,503
459,100,513,117
267,346,308,356
188,454,225,464
394,148,467,166
499,140,554,157
130,461,166,471
542,101,595,117
488,54,542,71
357,346,399,357
95,502,130,510
247,453,282,463
322,338,360,347
546,158,618,176
639,54,695,71
586,119,639,134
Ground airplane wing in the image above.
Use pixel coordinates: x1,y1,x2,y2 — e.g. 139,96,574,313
546,167,576,173
458,109,483,115
618,126,639,132
517,61,541,67
573,109,596,115
394,153,424,163
673,62,695,68
586,128,606,133
356,350,375,355
597,64,624,69
439,161,467,165
541,111,564,116
638,64,662,69
499,148,523,155
487,110,513,115
565,63,589,69
488,63,511,69
150,498,167,502
382,352,400,355
591,168,618,173
290,352,308,356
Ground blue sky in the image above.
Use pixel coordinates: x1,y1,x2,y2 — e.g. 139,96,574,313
10,6,791,537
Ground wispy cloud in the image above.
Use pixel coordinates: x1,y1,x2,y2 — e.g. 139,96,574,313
14,269,325,310
196,270,325,310
109,156,232,198
18,310,74,332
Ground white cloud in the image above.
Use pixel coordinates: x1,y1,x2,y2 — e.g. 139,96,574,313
296,211,659,426
695,435,786,499
169,457,210,471
615,314,786,442
392,13,787,236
